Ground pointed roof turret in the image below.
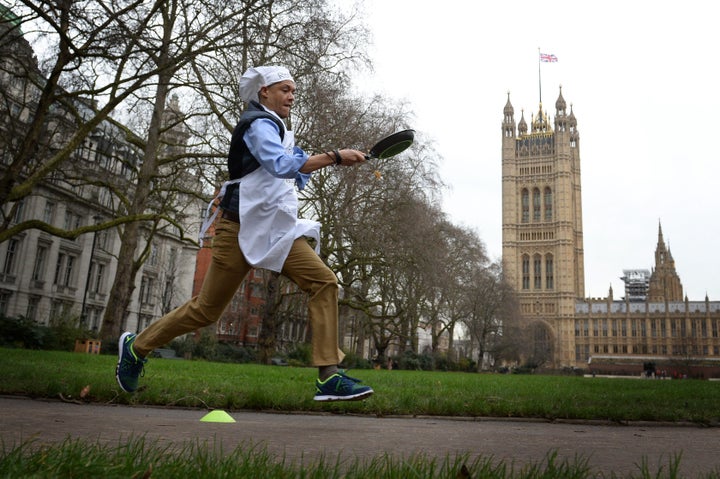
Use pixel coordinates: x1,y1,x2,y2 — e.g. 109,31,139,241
555,85,567,114
518,110,528,135
504,91,514,117
502,92,516,139
568,104,577,127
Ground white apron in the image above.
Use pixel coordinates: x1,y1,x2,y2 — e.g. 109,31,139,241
199,130,320,273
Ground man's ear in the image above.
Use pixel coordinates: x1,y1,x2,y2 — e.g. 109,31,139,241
258,86,269,100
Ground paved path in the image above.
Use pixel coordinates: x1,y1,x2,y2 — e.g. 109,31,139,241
1,396,718,476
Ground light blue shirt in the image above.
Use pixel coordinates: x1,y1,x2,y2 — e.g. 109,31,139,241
243,118,312,190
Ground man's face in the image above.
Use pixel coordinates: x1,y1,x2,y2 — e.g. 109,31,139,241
260,80,295,119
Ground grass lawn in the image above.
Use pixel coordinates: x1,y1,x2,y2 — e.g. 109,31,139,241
2,348,719,478
1,348,719,423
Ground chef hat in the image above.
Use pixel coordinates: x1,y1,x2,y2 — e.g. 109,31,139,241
239,66,295,103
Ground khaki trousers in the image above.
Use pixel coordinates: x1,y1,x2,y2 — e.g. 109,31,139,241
133,217,344,366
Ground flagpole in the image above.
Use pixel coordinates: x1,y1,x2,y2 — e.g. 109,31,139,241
538,47,542,104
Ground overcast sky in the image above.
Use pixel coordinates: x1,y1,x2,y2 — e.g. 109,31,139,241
353,0,720,301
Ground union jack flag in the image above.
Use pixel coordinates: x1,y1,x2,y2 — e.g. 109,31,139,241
540,52,558,62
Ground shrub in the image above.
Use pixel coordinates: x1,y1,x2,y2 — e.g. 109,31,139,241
341,350,372,370
396,351,434,371
0,314,91,351
0,315,44,349
287,343,312,366
213,342,256,363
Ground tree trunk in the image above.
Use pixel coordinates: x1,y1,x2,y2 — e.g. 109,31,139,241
99,65,172,342
257,272,280,364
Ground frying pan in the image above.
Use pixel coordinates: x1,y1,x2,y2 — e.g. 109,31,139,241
365,129,415,160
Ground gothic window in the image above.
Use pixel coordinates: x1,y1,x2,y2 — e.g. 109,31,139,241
532,188,541,221
544,187,552,221
533,254,542,289
545,254,554,289
522,255,530,290
521,189,529,223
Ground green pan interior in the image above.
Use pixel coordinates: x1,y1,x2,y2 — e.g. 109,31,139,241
376,140,413,159
370,129,415,159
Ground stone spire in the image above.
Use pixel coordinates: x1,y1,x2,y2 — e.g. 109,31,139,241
647,221,684,302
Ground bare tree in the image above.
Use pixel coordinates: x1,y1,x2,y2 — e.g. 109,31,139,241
427,221,488,358
463,261,518,371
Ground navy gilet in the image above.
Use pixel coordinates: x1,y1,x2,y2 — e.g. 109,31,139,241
220,101,285,209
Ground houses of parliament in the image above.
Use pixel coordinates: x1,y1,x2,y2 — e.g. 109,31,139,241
501,88,720,370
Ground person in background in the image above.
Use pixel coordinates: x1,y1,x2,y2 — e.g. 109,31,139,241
116,65,373,402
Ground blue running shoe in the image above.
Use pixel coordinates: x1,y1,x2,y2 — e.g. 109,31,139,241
314,371,374,401
116,332,147,393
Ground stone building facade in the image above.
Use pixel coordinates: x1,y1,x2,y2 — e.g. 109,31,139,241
501,88,720,369
0,9,202,336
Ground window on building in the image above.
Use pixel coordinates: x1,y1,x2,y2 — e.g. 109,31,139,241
139,275,155,305
32,245,48,282
532,188,541,221
49,299,72,322
162,279,172,313
26,296,40,321
88,306,103,332
521,189,529,223
533,254,542,289
64,256,75,287
2,238,19,278
545,254,553,289
44,201,56,225
90,262,105,294
63,211,81,231
0,290,10,316
544,187,552,221
53,252,77,288
96,229,109,251
169,248,178,270
11,199,24,224
149,244,159,266
522,255,530,289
